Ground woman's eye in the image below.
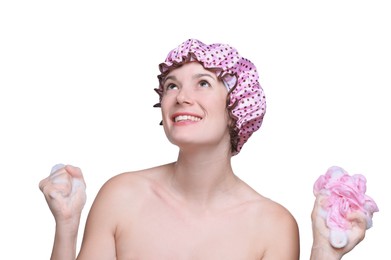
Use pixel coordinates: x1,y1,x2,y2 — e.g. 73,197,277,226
165,83,178,90
199,80,211,88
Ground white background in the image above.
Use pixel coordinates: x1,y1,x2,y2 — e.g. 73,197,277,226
1,0,390,259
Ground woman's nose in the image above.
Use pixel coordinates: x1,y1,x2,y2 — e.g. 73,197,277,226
176,87,193,105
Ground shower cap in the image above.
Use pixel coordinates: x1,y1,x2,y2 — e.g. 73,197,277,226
154,38,266,155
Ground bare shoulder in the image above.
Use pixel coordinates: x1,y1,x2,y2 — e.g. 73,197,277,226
238,184,300,259
258,199,300,259
238,182,297,226
82,162,173,233
78,164,174,259
95,162,173,202
255,196,298,230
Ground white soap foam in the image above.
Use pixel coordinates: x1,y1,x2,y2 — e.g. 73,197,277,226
329,229,348,248
50,163,65,175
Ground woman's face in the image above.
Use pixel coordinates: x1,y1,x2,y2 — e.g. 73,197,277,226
160,62,231,153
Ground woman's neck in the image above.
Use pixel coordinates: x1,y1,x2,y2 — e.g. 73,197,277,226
168,148,240,210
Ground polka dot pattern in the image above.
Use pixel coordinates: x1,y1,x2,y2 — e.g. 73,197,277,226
155,39,266,155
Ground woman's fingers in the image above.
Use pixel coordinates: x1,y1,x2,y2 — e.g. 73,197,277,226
39,164,87,220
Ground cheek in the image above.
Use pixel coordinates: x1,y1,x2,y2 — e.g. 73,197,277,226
210,101,230,125
160,96,173,116
213,95,228,115
159,106,170,128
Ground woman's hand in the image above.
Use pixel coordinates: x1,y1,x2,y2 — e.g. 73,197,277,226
39,164,87,224
310,195,367,259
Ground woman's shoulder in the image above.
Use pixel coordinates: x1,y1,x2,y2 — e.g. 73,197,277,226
257,197,298,227
238,183,298,231
240,189,300,256
95,162,174,201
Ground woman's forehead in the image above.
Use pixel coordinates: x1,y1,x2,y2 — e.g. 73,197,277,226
166,62,218,80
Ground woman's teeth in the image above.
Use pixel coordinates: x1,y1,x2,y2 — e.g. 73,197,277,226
174,115,201,122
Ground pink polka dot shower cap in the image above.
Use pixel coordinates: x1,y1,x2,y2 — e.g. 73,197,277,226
155,39,266,155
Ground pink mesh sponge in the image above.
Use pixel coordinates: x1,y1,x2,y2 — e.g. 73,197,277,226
313,166,379,248
155,39,266,155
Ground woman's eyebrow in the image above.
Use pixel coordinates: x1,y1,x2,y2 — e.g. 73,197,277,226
162,75,176,85
163,73,216,84
193,73,216,81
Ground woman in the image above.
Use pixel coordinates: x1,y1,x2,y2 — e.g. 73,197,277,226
39,39,366,259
